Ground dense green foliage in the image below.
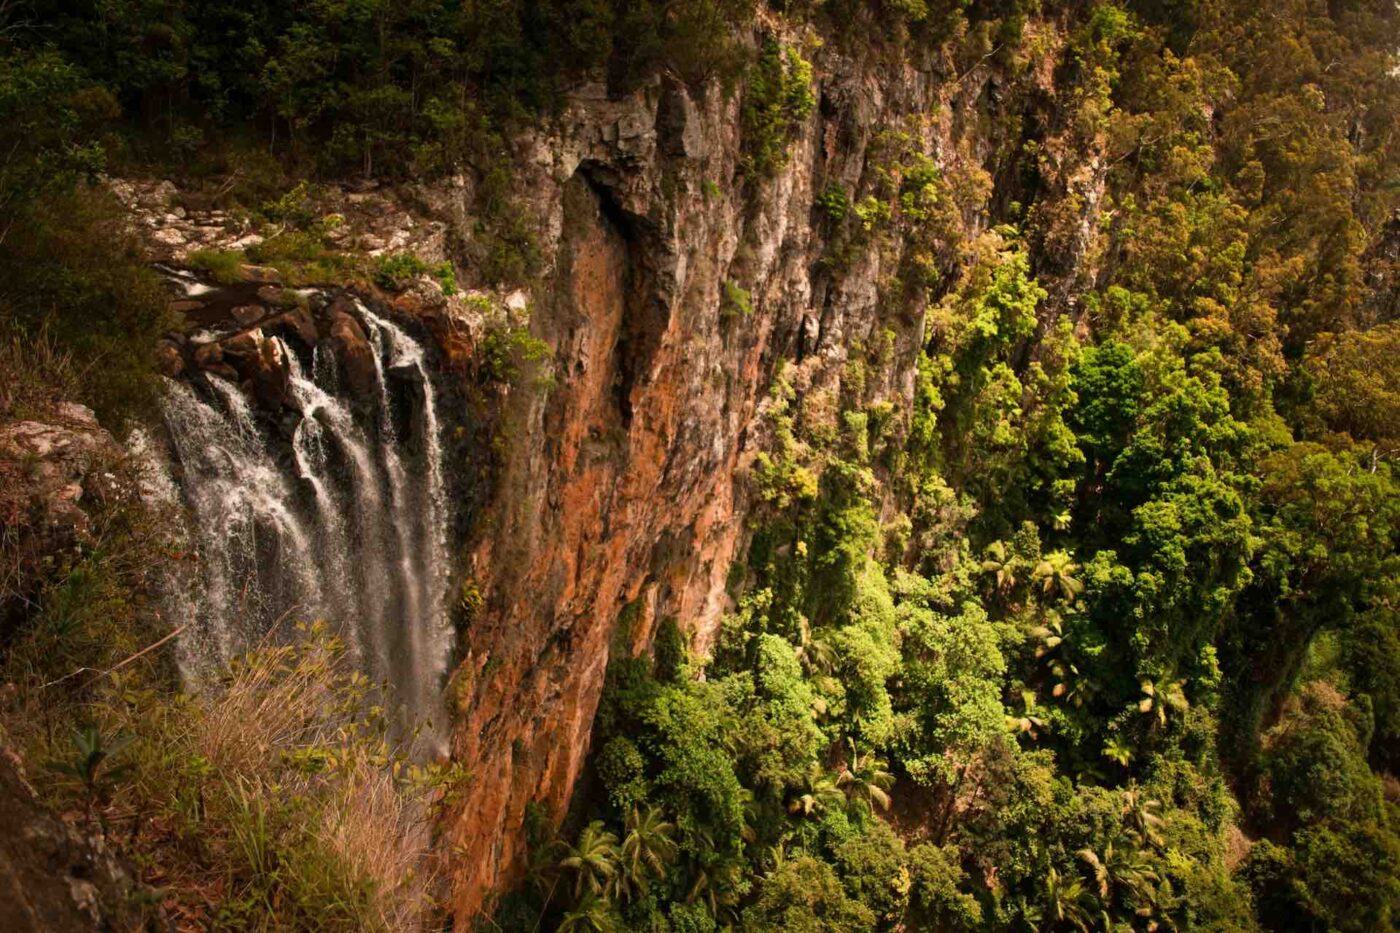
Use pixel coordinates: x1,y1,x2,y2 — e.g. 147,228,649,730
487,2,1400,931
2,0,1398,929
0,41,171,425
14,0,759,176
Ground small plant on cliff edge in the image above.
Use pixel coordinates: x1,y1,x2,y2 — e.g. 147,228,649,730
816,182,851,223
480,321,554,388
50,725,133,823
373,252,457,295
723,279,754,318
741,39,816,177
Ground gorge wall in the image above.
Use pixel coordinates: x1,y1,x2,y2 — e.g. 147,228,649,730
96,16,1106,922
442,20,1100,920
8,1,1398,928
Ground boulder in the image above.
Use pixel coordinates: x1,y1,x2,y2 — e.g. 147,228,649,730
155,341,184,378
230,304,264,326
326,297,378,400
274,305,320,347
392,278,448,321
238,264,282,284
221,330,262,364
152,227,187,249
205,362,240,382
247,336,292,410
0,407,122,589
192,341,223,368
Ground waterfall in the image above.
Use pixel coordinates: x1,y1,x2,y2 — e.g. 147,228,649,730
154,305,453,742
358,304,453,725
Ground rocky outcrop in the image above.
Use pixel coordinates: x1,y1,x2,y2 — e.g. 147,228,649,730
442,22,1106,922
0,405,125,641
112,178,453,265
0,738,142,932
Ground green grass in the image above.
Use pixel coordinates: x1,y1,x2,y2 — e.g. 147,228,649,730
187,248,248,285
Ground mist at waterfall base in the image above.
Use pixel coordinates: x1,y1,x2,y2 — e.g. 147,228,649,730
142,302,453,754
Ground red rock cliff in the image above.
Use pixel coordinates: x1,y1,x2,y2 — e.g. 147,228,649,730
444,20,1101,921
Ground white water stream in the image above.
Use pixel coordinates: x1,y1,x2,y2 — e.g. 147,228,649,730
152,307,453,740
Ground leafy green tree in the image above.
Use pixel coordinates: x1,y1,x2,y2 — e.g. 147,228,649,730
905,842,982,930
741,856,876,933
559,820,621,900
832,821,908,921
619,806,677,899
836,739,894,818
1306,323,1400,458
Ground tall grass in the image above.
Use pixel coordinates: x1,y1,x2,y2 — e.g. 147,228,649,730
9,624,446,930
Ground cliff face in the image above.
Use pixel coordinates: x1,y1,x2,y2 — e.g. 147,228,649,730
445,20,1098,920
102,19,1101,922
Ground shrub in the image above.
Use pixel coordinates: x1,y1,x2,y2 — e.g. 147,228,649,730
816,183,851,222
0,185,173,428
55,626,440,930
741,39,816,177
479,323,553,387
246,231,353,284
259,180,315,226
723,279,754,317
371,252,460,295
187,248,248,285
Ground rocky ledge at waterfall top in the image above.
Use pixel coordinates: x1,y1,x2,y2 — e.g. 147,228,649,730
119,17,1107,923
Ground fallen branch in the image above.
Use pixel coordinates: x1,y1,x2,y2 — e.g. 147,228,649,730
40,625,187,690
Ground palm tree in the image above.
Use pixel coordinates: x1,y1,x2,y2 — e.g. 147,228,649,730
1138,677,1188,728
619,806,677,899
837,739,894,816
1044,865,1094,931
981,540,1018,595
765,837,800,873
686,849,745,919
1047,658,1094,708
1007,689,1047,740
1033,551,1084,602
558,820,621,900
787,767,844,818
1030,614,1068,661
795,615,838,676
738,786,761,844
1120,787,1165,850
1077,838,1159,911
557,891,618,933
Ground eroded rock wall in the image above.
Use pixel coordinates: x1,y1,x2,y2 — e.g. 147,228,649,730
445,19,1103,920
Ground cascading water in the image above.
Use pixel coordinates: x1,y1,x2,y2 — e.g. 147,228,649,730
152,302,453,745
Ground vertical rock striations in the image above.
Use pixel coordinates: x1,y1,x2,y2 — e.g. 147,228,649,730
446,24,1106,920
